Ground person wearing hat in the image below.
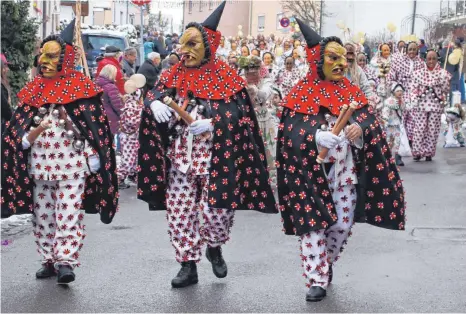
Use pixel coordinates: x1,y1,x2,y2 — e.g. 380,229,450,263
117,74,146,188
382,83,405,166
276,18,405,302
96,45,125,94
138,1,277,288
1,20,118,284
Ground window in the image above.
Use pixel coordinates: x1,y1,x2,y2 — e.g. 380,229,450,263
209,0,213,10
258,15,265,32
276,13,284,30
199,0,203,12
188,0,193,14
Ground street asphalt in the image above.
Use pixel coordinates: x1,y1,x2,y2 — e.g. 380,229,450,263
2,143,466,313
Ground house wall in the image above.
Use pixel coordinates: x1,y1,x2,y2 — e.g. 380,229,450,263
182,0,251,37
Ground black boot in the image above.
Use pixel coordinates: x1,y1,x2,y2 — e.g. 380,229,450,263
426,156,432,162
57,265,75,284
328,264,333,284
171,261,198,288
413,155,421,161
206,246,228,278
36,263,56,279
306,286,327,302
395,154,405,166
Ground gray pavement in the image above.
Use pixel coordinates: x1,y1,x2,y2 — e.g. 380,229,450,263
2,144,466,313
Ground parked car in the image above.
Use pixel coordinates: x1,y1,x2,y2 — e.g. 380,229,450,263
82,29,140,78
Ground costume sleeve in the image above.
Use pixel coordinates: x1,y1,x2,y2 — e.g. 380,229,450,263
358,68,374,98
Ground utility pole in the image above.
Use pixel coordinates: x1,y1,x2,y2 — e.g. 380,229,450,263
126,0,129,24
411,0,417,34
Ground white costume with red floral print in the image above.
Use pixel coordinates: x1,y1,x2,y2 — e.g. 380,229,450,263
409,65,451,158
166,97,233,262
29,105,95,269
300,116,360,288
388,54,424,141
32,178,86,268
118,91,143,183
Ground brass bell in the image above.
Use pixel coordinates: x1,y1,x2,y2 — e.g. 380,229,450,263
52,109,60,117
33,116,42,125
324,113,331,120
175,125,183,133
66,130,75,139
39,107,47,115
198,105,205,113
30,126,36,132
321,124,328,131
421,94,426,98
169,135,174,142
189,98,196,105
58,119,66,127
73,140,84,150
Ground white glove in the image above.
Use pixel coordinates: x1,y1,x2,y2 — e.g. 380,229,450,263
316,130,342,149
150,100,173,123
22,133,31,150
88,155,101,174
189,119,214,135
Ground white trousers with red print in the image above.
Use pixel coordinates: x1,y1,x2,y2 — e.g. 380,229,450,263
403,109,416,141
411,110,442,158
32,178,86,269
117,132,139,182
299,183,357,289
166,170,234,263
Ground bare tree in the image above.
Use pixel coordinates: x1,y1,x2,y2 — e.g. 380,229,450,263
280,0,331,31
365,29,396,50
148,10,170,33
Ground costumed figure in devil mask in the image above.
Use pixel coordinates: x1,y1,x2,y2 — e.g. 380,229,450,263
276,19,406,302
137,1,277,289
1,20,118,284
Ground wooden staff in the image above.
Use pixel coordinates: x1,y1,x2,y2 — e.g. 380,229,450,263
163,96,211,140
317,102,358,164
74,0,90,77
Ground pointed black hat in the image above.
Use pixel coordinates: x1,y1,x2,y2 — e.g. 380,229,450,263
61,19,75,45
202,1,226,31
296,18,322,48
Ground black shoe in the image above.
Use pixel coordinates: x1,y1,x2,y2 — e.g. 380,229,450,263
306,286,327,302
395,154,405,166
408,140,413,149
57,265,75,284
426,156,432,162
206,246,228,278
413,155,421,161
328,264,333,284
171,261,198,288
36,263,56,279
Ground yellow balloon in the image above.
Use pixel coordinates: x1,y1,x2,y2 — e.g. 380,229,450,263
357,31,365,39
237,31,243,38
360,37,365,45
295,25,300,32
387,22,396,33
336,20,346,30
238,25,243,30
448,52,460,65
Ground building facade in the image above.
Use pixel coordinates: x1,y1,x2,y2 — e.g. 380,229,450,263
60,0,146,27
250,1,291,38
182,0,251,37
29,0,62,39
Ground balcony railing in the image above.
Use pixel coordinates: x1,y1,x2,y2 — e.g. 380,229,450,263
440,0,466,24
